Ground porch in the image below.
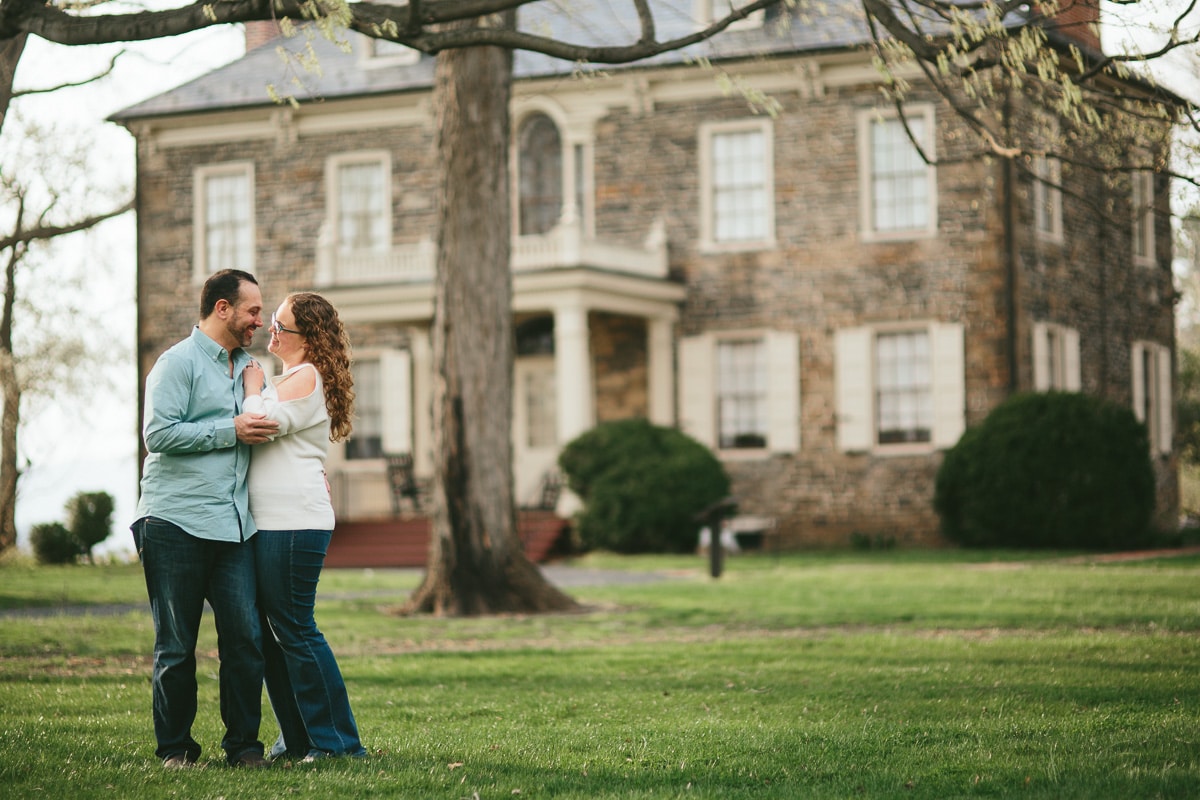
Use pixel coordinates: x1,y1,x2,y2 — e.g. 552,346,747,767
325,510,571,568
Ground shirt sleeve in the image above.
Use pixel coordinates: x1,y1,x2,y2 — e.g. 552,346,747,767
250,365,325,438
142,352,237,454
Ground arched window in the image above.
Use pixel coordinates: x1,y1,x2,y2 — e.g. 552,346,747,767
518,113,563,235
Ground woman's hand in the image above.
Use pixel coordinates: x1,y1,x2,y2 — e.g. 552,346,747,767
243,360,265,397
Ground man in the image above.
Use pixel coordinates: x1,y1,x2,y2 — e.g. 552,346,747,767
130,269,280,769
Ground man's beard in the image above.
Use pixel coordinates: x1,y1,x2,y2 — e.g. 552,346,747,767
228,319,254,348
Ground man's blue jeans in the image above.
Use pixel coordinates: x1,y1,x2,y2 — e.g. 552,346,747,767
256,529,366,758
131,517,265,763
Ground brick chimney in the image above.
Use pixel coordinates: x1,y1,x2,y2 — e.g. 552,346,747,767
244,20,282,51
1039,0,1101,52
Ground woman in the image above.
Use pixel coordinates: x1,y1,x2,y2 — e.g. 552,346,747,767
243,292,367,763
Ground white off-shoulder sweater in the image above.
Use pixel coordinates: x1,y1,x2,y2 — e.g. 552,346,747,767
242,363,335,531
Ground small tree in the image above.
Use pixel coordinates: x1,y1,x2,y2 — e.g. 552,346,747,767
559,418,731,554
66,490,114,563
935,392,1156,550
29,521,80,565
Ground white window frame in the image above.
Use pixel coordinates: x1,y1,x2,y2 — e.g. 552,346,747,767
858,105,938,241
1132,169,1156,266
835,321,964,454
1033,154,1063,242
515,111,565,237
1132,340,1172,456
698,118,776,252
510,103,594,240
1032,322,1080,391
715,336,770,450
326,151,392,254
193,161,255,283
679,329,799,456
344,349,412,461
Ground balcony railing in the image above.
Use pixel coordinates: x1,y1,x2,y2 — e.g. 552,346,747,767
315,219,667,288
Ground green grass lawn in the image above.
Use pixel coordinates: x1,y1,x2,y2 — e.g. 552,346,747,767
1,551,1198,798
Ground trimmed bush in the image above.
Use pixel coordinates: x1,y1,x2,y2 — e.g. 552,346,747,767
559,418,731,553
66,491,115,563
934,391,1156,549
30,522,82,565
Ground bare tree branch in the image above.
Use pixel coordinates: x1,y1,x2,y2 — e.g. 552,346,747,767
0,197,133,252
12,47,123,98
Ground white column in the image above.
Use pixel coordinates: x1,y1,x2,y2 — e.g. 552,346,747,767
647,316,675,426
554,303,593,446
409,327,433,476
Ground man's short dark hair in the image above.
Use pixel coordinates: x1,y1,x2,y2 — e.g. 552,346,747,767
200,269,258,319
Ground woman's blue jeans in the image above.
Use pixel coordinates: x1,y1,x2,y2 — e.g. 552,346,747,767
255,529,366,758
131,517,265,763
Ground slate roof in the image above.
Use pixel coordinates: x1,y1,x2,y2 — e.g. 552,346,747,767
111,0,880,121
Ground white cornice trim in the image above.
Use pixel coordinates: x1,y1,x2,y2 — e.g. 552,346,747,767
320,268,685,325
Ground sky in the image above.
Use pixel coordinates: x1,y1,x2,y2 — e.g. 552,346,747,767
6,1,1199,558
9,24,246,557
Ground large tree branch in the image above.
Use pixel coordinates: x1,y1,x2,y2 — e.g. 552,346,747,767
12,0,783,62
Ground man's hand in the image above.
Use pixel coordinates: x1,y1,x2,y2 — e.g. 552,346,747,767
235,412,279,444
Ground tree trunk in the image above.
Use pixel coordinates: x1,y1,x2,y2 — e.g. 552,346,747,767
403,14,577,615
1,247,21,551
0,32,27,135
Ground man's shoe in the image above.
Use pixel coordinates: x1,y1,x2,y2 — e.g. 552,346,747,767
232,752,271,769
162,754,196,769
300,750,330,764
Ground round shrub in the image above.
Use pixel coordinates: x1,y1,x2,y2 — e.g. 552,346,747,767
29,522,83,565
558,418,731,553
934,391,1156,549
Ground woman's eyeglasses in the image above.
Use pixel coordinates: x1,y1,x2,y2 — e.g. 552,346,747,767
270,314,301,335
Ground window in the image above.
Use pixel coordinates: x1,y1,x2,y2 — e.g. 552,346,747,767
1032,322,1080,391
716,339,768,449
328,152,391,252
1033,154,1062,240
875,330,932,445
522,365,558,449
859,107,937,238
835,322,964,452
1132,340,1172,456
517,113,563,235
699,119,775,248
344,351,411,460
193,162,254,280
1132,170,1155,264
679,330,799,453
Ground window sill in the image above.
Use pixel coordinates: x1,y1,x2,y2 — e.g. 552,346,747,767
718,447,772,462
859,227,938,243
870,442,937,457
698,238,777,255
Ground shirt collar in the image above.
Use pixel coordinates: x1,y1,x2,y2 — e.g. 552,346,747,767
190,325,245,367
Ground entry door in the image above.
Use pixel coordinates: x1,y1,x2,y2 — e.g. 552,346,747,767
513,356,558,505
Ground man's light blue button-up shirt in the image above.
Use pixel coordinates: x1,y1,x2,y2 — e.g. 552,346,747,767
133,326,256,542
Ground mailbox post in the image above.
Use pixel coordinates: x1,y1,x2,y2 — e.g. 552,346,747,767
694,496,738,578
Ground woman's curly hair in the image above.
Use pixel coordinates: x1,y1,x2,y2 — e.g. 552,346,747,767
288,292,355,442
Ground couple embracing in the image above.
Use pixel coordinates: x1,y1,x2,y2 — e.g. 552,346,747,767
130,268,366,768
